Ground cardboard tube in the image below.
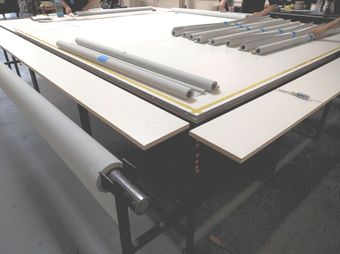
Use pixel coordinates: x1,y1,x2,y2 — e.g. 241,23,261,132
75,37,218,92
57,41,194,100
75,6,154,16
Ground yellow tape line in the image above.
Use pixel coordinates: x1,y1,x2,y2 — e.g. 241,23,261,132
19,30,340,116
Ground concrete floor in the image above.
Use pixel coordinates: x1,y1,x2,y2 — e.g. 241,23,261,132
0,50,340,254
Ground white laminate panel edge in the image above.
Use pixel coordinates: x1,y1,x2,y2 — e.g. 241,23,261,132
190,59,340,163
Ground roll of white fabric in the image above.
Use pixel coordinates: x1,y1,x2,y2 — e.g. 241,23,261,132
171,7,248,19
75,6,154,16
0,63,122,218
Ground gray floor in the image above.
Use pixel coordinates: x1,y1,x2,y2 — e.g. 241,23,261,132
1,50,340,254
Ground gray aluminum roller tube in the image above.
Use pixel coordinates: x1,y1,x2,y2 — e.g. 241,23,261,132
219,22,302,47
254,27,340,55
75,37,218,92
171,15,270,37
218,22,301,46
171,7,248,19
0,63,150,215
239,23,315,51
75,6,154,16
194,19,289,43
247,25,316,53
189,19,274,41
253,34,316,55
57,41,194,100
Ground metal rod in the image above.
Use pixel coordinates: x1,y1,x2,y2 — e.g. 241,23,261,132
132,221,168,252
2,49,12,69
29,69,40,93
107,170,151,215
115,196,134,254
12,56,21,77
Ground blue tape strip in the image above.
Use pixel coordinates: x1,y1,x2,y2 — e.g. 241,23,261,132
98,55,109,63
291,31,297,38
278,29,284,34
224,21,229,24
309,33,315,40
260,28,265,32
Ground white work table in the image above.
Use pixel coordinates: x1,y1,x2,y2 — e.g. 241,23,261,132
190,58,340,163
1,9,339,163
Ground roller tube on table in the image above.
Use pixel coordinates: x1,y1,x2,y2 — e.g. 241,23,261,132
56,41,194,100
75,6,154,16
253,27,340,55
0,63,150,215
237,25,316,52
171,8,248,19
75,37,219,92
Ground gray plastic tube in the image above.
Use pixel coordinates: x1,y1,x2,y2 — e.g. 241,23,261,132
253,34,316,55
254,27,340,55
0,63,150,215
75,6,154,16
75,37,218,92
57,41,194,100
194,19,289,43
171,15,269,37
239,25,316,52
171,7,248,19
219,22,302,47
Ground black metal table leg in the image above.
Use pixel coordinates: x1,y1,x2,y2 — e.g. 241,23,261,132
77,104,93,136
115,196,134,254
3,50,12,69
314,102,332,140
29,69,40,93
12,56,21,77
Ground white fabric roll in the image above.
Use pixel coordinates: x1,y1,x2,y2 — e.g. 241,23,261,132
76,6,154,16
0,63,122,218
171,8,248,19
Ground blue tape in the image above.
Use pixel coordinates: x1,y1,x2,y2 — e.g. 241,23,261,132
291,31,297,38
246,26,251,31
260,28,265,32
278,29,284,34
98,55,109,63
224,21,229,24
309,33,315,40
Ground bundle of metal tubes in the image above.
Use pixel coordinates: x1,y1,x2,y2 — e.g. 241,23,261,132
172,16,340,55
56,39,219,100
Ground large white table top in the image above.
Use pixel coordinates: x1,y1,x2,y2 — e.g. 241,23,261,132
0,27,189,150
3,10,339,122
190,58,340,163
